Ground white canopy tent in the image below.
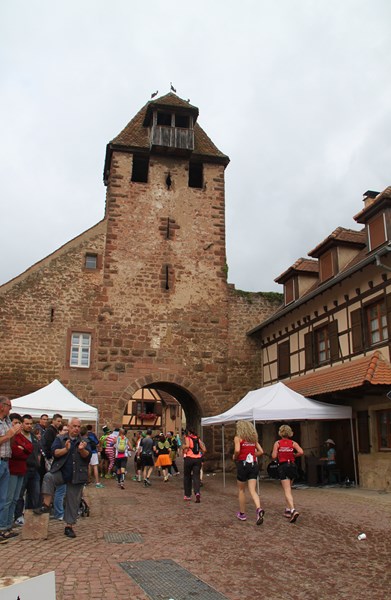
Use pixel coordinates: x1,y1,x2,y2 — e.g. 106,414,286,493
201,382,356,485
11,379,99,424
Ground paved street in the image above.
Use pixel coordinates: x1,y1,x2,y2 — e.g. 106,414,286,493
1,467,391,600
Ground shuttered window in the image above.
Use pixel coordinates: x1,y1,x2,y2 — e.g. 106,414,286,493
305,321,339,369
366,300,387,345
278,341,291,379
351,308,364,352
329,320,339,362
304,332,314,370
320,250,334,282
368,213,386,250
284,278,295,305
314,326,329,365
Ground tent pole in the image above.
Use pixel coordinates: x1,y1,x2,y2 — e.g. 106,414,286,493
254,416,260,495
350,418,358,485
222,425,225,488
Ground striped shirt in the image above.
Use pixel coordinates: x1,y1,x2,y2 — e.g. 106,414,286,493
0,416,12,458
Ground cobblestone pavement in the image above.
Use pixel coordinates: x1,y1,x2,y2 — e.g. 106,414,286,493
1,466,391,600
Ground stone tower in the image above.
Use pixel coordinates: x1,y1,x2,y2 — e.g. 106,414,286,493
99,93,231,428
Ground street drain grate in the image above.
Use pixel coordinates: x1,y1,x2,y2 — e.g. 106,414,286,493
105,532,143,543
119,559,228,599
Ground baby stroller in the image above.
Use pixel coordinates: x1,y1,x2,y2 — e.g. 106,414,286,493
78,488,90,517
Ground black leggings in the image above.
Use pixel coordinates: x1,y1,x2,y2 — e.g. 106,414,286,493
183,457,201,496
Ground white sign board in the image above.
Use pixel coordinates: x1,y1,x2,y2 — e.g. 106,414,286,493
0,572,56,600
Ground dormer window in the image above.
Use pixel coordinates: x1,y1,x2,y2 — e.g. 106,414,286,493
150,110,194,152
157,112,172,126
175,114,190,128
368,213,386,250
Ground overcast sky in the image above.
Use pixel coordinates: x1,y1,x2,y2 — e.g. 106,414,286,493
1,1,390,292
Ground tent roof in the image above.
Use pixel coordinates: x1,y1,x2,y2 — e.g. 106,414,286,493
201,382,351,426
11,380,98,422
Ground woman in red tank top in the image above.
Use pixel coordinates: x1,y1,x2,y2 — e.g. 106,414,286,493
272,424,304,523
233,421,265,525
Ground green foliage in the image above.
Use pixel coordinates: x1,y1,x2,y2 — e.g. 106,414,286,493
233,289,283,304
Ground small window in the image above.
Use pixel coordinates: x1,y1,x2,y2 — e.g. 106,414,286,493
284,278,295,305
377,409,391,449
144,402,155,414
175,114,189,128
85,253,97,269
320,250,334,282
366,300,387,345
70,333,91,368
314,326,329,364
157,112,172,126
277,341,290,379
189,162,203,188
131,154,149,183
368,213,386,250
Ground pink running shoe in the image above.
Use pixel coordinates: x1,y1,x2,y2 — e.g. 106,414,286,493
256,508,265,526
236,512,247,521
184,496,192,501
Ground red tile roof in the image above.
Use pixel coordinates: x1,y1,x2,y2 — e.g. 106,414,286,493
275,258,319,284
308,227,366,258
110,93,229,162
285,351,391,397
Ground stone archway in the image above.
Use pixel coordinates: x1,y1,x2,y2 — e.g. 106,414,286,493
119,373,204,434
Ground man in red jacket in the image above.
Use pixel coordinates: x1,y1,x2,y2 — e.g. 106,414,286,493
0,414,33,540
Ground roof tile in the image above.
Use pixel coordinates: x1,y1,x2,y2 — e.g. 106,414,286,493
285,351,391,397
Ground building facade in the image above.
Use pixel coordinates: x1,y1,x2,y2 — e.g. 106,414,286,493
250,188,391,490
0,93,280,456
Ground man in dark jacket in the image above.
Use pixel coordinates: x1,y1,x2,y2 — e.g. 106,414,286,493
41,414,63,460
34,417,91,538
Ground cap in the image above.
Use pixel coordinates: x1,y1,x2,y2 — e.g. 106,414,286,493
325,439,335,445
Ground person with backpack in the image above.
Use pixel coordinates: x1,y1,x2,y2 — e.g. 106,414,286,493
153,433,172,482
115,429,130,489
99,426,111,478
182,429,206,503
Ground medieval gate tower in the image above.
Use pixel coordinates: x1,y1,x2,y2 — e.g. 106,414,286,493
0,93,280,449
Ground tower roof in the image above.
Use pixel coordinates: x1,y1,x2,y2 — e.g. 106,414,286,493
104,93,229,183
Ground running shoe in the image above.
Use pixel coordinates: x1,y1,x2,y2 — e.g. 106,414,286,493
284,509,291,518
95,483,104,488
144,478,151,487
256,508,265,526
236,512,247,521
290,510,300,523
184,496,192,501
195,493,201,503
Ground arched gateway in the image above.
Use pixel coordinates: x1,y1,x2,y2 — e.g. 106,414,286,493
119,375,203,433
0,93,281,459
